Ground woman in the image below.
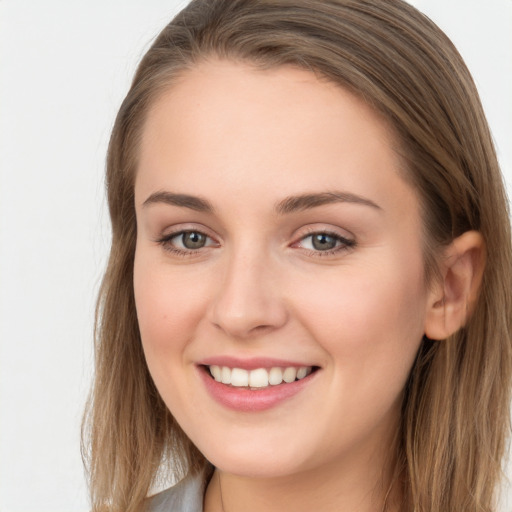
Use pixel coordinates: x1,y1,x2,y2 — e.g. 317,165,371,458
82,1,512,511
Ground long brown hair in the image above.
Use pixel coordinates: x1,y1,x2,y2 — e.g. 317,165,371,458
82,1,512,510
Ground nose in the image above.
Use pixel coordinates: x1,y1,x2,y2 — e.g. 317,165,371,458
208,247,288,339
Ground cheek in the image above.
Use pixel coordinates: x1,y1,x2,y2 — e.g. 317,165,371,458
133,256,206,362
292,257,427,367
288,259,427,443
133,256,214,420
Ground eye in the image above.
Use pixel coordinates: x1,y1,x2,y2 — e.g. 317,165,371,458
305,233,339,251
175,231,209,250
296,231,355,255
157,229,217,255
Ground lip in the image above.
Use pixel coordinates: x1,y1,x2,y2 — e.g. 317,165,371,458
197,362,319,412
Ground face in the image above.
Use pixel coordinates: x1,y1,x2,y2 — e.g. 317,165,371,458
133,60,432,480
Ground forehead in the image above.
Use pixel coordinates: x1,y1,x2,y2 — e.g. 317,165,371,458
140,59,397,154
136,59,417,220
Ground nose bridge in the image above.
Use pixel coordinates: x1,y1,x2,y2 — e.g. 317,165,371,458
209,240,288,338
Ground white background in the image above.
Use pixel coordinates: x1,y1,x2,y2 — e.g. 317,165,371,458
0,1,511,511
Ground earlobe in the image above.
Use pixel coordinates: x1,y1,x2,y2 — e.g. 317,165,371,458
424,231,486,341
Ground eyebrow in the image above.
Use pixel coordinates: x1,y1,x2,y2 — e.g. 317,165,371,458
142,191,214,212
142,190,380,214
275,191,381,214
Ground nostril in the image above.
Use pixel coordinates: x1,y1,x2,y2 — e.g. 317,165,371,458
206,263,289,337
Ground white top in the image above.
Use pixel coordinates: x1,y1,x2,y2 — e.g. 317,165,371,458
149,472,206,512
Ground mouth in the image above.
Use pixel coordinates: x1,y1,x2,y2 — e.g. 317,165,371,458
205,364,316,389
197,357,320,411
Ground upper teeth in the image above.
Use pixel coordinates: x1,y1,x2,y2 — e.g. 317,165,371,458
208,365,312,388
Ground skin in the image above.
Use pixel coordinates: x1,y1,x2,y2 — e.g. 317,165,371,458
133,60,483,512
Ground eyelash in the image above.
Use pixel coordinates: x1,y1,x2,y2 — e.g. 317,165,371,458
294,230,356,257
156,229,356,258
155,229,218,257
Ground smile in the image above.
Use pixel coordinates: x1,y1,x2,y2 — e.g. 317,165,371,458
198,361,320,412
208,365,313,388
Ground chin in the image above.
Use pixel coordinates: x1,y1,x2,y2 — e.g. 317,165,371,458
195,433,316,479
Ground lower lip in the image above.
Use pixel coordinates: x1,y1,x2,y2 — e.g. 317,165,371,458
198,366,317,412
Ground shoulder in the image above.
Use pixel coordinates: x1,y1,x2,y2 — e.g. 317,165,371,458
148,472,206,512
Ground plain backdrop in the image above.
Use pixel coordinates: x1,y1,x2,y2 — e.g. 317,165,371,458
0,1,511,511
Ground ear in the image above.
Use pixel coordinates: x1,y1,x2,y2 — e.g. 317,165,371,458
424,231,486,340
